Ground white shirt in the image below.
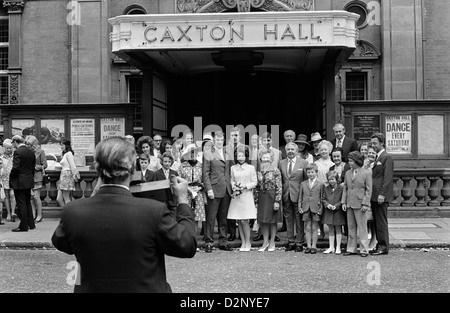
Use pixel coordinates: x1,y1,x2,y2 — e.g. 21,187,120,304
216,148,224,160
287,157,296,174
100,184,129,191
377,149,385,159
336,135,345,148
163,168,170,179
309,178,316,188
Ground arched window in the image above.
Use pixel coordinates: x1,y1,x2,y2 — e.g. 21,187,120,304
344,1,368,29
123,5,146,15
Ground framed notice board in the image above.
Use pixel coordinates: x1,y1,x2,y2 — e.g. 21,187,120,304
353,114,381,143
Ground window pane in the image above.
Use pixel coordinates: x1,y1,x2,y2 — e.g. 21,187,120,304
128,76,143,129
0,47,8,71
345,73,366,101
0,75,8,104
0,19,8,43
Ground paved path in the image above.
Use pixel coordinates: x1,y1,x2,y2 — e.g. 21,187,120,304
1,217,449,249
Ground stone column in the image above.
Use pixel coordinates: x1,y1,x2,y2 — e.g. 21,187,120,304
3,0,25,104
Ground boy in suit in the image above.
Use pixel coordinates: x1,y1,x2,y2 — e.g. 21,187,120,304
298,163,323,254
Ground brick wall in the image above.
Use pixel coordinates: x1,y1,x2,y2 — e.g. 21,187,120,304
423,0,450,99
21,0,69,104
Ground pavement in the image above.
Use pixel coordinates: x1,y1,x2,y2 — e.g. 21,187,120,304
1,216,450,250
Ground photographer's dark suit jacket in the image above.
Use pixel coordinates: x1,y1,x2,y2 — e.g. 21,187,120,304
148,168,178,207
51,185,197,293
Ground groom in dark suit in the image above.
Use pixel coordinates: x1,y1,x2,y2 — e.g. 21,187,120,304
202,131,233,252
369,132,394,255
10,135,36,232
52,137,196,293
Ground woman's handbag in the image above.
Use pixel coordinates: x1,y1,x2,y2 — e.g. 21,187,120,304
42,168,50,185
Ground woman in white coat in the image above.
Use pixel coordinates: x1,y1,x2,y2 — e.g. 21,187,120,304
227,147,257,252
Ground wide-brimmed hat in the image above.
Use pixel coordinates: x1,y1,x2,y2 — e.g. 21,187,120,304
196,134,213,148
294,134,310,146
310,132,323,143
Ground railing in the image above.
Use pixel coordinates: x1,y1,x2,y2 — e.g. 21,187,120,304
41,168,450,207
389,169,450,208
42,170,99,206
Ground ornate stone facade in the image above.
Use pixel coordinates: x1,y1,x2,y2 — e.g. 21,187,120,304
176,0,314,13
2,0,25,13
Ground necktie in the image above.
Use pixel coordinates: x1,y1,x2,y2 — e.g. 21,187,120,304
337,139,342,148
288,160,293,175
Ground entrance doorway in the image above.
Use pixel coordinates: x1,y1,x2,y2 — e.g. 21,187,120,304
170,70,324,143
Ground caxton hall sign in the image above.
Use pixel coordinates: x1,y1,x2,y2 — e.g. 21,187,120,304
109,11,359,51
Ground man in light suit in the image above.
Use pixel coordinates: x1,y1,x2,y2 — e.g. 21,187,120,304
10,135,36,232
202,131,233,252
330,123,359,162
52,137,196,292
369,132,394,255
279,142,308,252
342,151,372,257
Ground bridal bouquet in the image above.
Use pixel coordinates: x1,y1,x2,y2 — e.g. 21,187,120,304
232,182,245,199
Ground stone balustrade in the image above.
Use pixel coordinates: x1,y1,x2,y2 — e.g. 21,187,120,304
389,168,450,208
39,168,450,217
42,170,99,207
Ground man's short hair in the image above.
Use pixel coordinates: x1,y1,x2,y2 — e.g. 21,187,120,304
284,130,295,137
333,123,345,131
285,142,298,151
214,131,225,138
371,132,385,144
95,137,136,184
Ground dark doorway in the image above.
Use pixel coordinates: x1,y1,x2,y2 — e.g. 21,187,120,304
170,70,323,142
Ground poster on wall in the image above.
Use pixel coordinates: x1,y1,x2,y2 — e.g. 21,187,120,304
385,115,412,154
40,119,65,157
70,118,95,165
100,117,125,140
11,119,35,137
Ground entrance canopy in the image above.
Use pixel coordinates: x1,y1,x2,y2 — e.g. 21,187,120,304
109,11,359,75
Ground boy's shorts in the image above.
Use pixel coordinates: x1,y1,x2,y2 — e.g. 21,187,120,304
302,210,321,222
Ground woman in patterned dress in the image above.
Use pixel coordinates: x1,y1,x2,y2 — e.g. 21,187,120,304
178,143,206,236
1,139,16,222
254,149,282,252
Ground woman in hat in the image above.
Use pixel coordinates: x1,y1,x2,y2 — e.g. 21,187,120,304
310,132,323,162
178,143,206,236
294,134,313,164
